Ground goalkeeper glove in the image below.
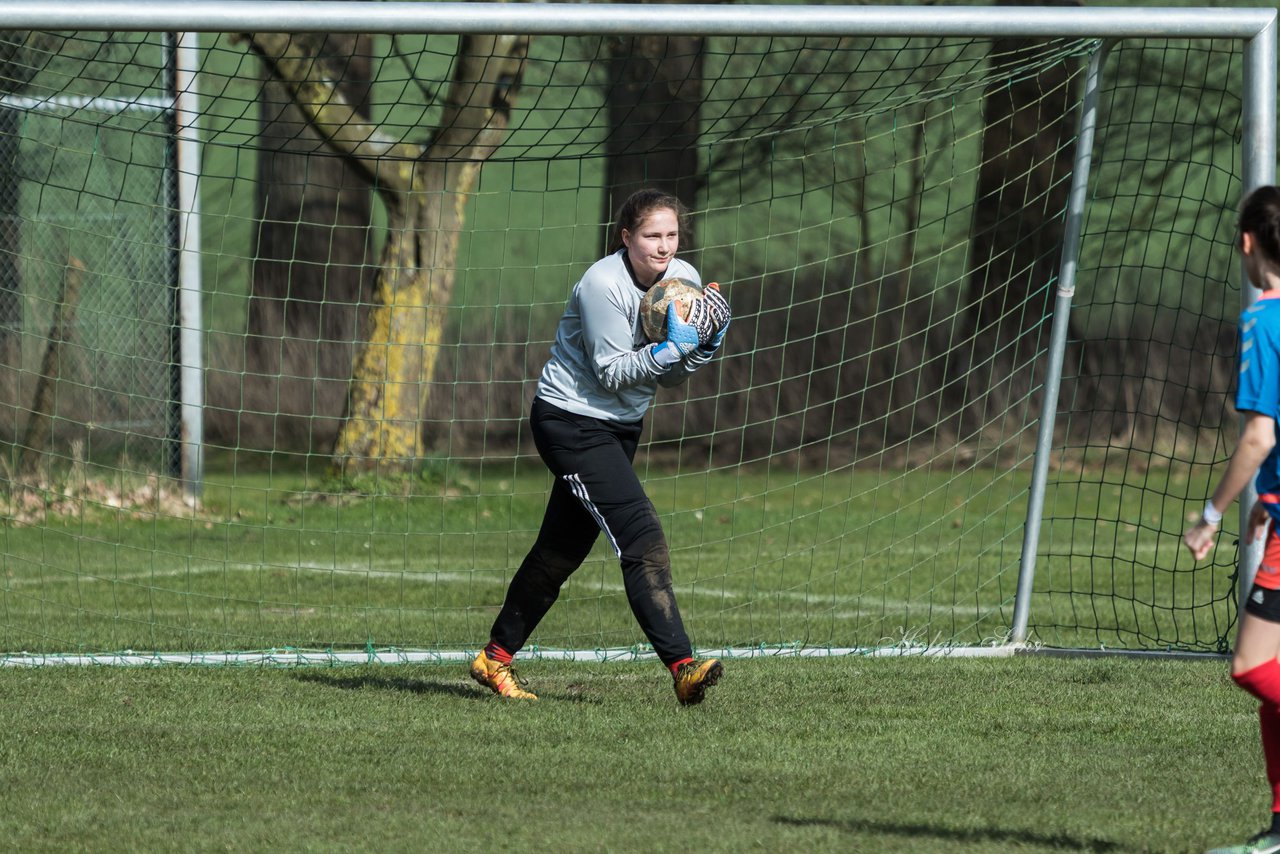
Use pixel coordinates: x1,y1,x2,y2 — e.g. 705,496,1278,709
703,283,732,331
650,299,703,369
697,283,731,355
699,318,729,356
684,293,718,346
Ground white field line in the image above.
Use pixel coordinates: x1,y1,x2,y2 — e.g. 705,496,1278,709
0,644,1026,667
1,560,1009,617
4,644,1232,667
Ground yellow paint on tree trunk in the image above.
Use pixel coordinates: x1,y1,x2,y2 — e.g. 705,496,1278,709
241,29,528,479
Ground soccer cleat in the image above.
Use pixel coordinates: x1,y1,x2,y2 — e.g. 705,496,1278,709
1206,831,1280,854
469,651,537,700
673,658,723,706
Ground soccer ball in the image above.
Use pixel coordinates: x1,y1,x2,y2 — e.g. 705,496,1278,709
640,277,706,343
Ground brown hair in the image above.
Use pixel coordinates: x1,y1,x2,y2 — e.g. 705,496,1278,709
1239,185,1280,265
610,189,689,253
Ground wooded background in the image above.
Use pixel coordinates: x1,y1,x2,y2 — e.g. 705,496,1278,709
0,3,1254,475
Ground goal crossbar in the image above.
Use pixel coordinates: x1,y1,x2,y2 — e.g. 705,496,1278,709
0,2,1275,40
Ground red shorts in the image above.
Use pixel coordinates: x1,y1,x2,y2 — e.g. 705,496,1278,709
1258,521,1280,590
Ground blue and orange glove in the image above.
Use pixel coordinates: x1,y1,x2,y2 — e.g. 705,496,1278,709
651,298,705,368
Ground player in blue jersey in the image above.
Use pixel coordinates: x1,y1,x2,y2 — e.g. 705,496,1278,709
1186,185,1280,854
470,189,731,705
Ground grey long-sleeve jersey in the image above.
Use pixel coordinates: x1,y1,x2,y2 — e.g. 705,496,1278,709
535,249,716,422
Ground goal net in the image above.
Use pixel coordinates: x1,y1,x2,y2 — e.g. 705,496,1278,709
0,7,1268,664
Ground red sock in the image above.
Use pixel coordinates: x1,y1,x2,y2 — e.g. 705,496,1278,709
1234,661,1280,813
669,657,693,676
1235,659,1280,706
1260,704,1280,813
484,642,513,665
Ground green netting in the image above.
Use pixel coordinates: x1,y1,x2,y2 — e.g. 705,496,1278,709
0,23,1252,663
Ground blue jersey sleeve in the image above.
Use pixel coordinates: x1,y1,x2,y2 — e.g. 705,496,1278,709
1238,302,1280,523
1238,305,1280,418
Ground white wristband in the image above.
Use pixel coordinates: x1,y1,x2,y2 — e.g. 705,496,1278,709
1202,500,1223,526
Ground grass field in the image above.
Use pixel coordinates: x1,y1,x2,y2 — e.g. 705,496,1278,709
0,18,1267,850
0,654,1262,853
0,459,1237,660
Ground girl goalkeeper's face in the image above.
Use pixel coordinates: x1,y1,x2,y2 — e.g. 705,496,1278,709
622,207,680,285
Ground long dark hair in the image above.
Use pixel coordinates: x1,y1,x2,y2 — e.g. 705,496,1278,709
1239,185,1280,264
609,189,689,253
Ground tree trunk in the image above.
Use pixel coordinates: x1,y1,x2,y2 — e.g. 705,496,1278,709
20,258,84,476
602,19,704,244
239,30,529,478
960,0,1083,435
0,33,61,432
244,34,374,452
0,106,20,360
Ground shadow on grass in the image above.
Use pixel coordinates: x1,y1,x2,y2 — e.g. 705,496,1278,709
290,670,601,703
292,671,477,698
772,816,1119,852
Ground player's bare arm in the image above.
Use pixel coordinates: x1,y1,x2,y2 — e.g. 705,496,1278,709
1184,411,1276,561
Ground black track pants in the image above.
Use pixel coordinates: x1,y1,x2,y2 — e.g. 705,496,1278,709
488,397,693,666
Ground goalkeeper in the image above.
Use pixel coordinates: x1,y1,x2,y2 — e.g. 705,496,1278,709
469,188,731,705
1185,185,1280,854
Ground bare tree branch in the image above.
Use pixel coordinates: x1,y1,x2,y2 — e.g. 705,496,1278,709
236,32,422,195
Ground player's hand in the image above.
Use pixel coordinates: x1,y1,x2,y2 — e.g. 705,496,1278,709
703,283,732,332
1249,500,1271,542
683,294,718,345
651,298,703,368
701,323,729,354
1183,520,1217,561
697,284,731,354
